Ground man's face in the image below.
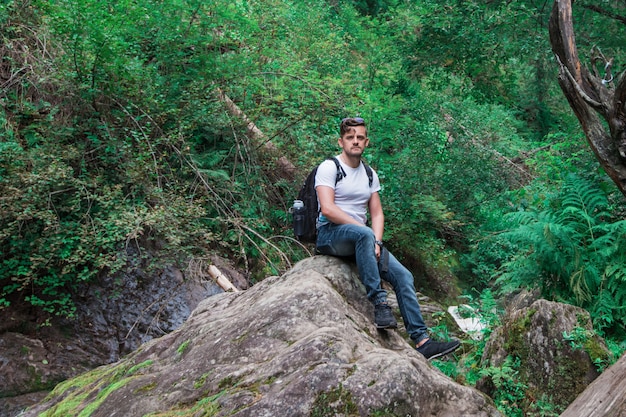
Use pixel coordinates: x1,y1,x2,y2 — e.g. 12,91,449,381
339,125,369,157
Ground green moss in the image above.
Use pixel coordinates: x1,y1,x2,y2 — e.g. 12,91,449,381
77,378,132,416
219,375,241,390
194,372,212,389
502,308,536,359
142,390,226,417
177,340,191,355
311,384,358,417
127,360,154,375
563,325,611,370
38,362,139,417
583,338,610,365
522,308,537,327
134,381,157,393
262,375,277,385
42,366,112,403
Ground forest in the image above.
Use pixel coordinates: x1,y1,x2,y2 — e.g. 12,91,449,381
1,0,626,415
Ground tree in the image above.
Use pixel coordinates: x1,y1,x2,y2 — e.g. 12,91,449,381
549,0,626,197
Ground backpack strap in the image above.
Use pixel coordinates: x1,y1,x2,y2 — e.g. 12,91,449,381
378,246,389,275
330,157,346,185
362,161,373,187
330,157,373,187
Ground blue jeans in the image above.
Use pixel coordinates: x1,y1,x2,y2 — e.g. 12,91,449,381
316,223,429,344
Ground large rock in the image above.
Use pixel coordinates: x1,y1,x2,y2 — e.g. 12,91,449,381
22,256,500,417
479,293,610,412
0,257,235,417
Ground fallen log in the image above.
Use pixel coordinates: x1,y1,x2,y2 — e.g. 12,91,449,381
559,353,626,417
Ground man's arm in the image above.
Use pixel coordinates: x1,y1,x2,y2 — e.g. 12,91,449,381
369,192,384,258
368,191,384,240
317,185,363,226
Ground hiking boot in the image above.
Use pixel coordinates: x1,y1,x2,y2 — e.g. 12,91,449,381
374,303,398,329
416,339,460,360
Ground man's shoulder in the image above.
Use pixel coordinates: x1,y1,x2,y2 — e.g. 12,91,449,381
317,157,340,172
315,157,344,189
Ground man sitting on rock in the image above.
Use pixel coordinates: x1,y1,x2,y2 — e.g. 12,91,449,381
315,116,460,360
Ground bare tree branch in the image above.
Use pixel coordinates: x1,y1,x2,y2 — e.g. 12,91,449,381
216,88,296,181
580,3,626,25
549,0,626,196
554,54,604,109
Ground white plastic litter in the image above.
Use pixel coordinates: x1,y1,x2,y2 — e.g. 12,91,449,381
447,305,486,340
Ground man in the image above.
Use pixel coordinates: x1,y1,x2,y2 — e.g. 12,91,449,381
314,117,460,360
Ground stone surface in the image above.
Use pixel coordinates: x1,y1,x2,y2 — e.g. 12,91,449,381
0,257,238,417
21,256,500,417
479,293,609,411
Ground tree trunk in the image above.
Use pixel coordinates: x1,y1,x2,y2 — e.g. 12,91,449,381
549,0,626,196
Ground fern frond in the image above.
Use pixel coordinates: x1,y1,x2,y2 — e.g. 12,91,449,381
561,174,610,218
494,247,542,294
591,290,617,332
569,260,603,305
606,262,626,305
590,220,626,257
503,209,541,226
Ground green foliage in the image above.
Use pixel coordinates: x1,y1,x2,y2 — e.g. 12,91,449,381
0,0,297,319
562,326,613,372
494,174,626,334
1,0,625,391
480,356,528,417
3,2,626,417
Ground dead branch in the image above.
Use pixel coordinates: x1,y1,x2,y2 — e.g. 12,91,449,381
216,88,296,180
549,0,626,196
207,265,239,292
555,55,604,109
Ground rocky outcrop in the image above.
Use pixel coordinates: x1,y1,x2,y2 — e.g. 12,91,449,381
479,292,610,412
22,256,500,417
0,256,242,417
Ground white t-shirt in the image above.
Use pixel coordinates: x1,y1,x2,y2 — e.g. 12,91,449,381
314,156,381,226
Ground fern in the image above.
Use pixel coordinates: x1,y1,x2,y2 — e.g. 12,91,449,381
560,174,610,243
591,220,626,257
496,174,625,334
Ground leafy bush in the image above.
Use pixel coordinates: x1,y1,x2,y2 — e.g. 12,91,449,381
0,0,293,319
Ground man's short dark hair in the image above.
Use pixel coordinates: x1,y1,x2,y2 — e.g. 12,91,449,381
340,117,366,137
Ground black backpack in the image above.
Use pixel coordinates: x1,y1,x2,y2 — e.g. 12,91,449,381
293,157,373,243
